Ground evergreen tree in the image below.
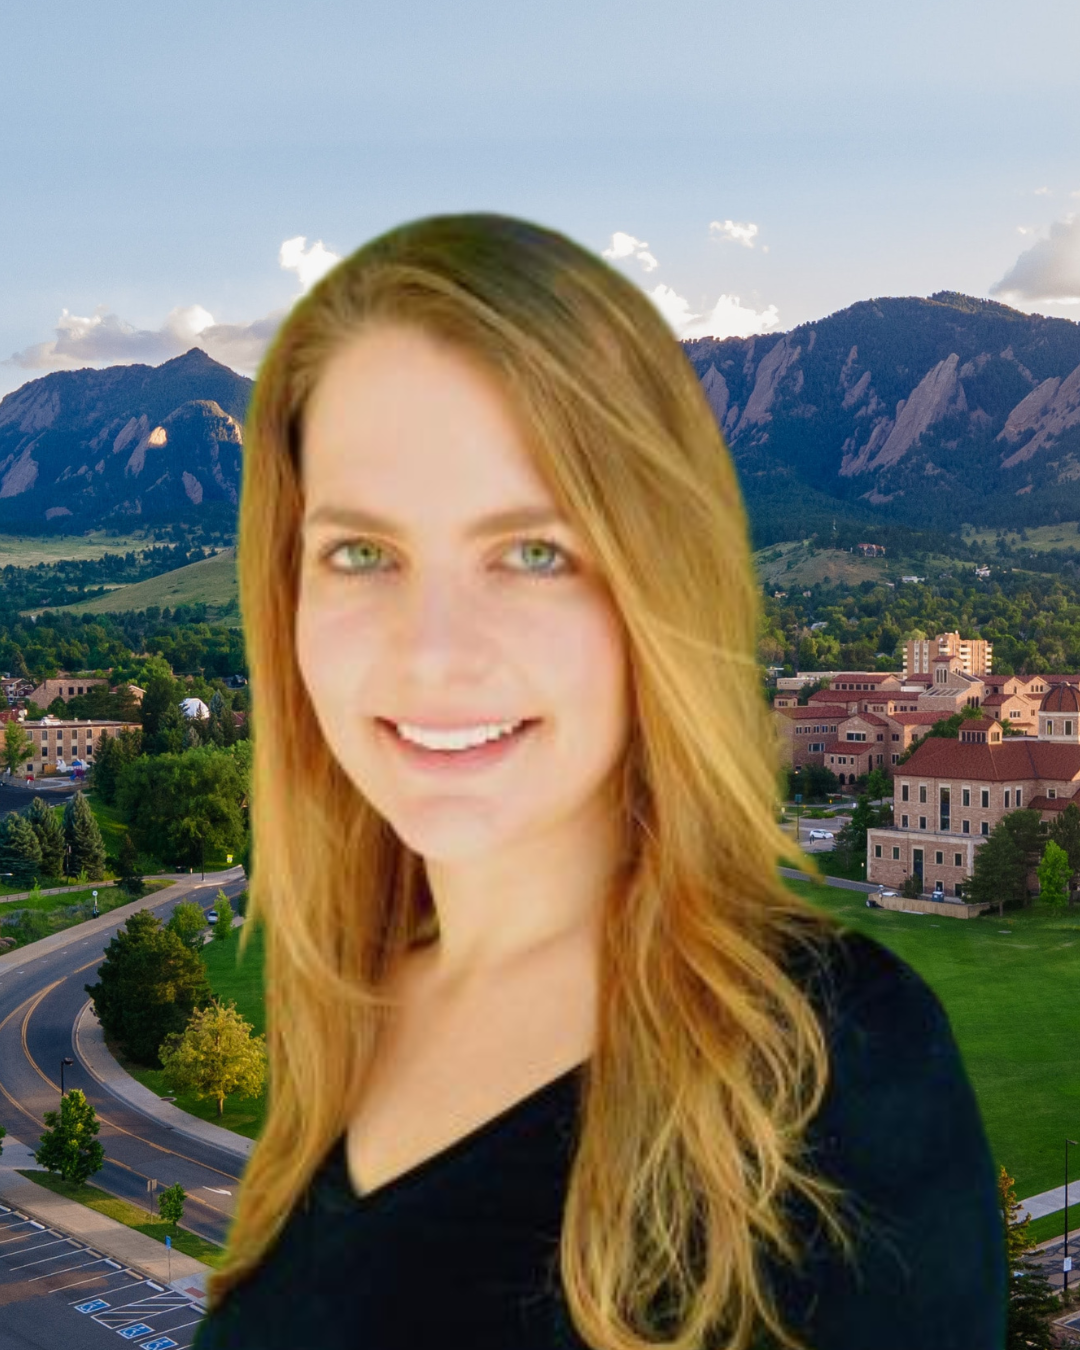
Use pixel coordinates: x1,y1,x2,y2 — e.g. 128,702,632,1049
84,909,211,1066
25,795,65,879
1049,800,1080,904
1037,839,1071,909
864,766,892,802
1001,809,1048,906
999,1166,1060,1348
0,813,42,885
141,675,185,756
35,1088,105,1187
967,822,1027,917
117,832,142,895
90,727,142,806
62,791,106,881
2,719,31,776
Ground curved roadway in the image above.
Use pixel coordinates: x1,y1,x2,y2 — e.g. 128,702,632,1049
0,871,251,1249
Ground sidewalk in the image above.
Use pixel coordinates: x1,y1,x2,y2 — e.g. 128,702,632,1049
0,1134,213,1306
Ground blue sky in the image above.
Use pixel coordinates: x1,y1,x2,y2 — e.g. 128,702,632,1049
2,0,1078,398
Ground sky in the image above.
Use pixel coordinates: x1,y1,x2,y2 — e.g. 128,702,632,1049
2,0,1078,400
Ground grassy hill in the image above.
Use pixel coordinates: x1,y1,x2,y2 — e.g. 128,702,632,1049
30,546,238,616
0,529,170,568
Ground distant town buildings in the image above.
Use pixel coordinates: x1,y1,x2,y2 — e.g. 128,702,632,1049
903,630,992,678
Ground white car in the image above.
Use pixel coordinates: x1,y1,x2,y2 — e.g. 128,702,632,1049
807,829,834,841
206,909,219,925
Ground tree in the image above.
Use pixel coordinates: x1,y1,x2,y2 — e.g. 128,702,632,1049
140,675,186,756
832,793,876,874
116,745,245,869
158,999,268,1117
2,719,31,775
0,1122,6,1156
1001,809,1048,906
158,1182,186,1231
1037,839,1071,909
0,812,42,885
1049,800,1080,904
900,872,922,899
212,892,234,941
84,909,212,1067
25,795,65,878
62,791,106,881
864,766,892,802
91,727,142,805
966,823,1028,917
34,1089,105,1186
117,832,142,896
167,900,207,953
999,1165,1060,1348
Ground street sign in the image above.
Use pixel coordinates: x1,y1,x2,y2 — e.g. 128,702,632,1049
226,854,232,863
1066,1256,1073,1273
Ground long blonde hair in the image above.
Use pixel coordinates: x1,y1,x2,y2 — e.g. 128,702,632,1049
212,213,848,1349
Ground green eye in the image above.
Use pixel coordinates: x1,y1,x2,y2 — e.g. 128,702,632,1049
510,538,568,575
328,540,386,572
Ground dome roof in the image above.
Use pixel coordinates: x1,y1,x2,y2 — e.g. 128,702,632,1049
1040,683,1080,713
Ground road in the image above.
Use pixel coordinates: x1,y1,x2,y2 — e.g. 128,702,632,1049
0,873,250,1249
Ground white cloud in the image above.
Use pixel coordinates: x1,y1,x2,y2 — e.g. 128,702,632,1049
1034,186,1051,196
1017,225,1037,236
601,231,658,272
709,219,759,249
991,214,1080,303
648,285,780,340
4,234,343,375
279,236,342,291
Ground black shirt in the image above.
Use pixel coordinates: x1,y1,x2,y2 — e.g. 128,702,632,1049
193,931,1006,1349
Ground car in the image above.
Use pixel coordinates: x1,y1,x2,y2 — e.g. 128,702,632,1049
206,909,219,925
807,829,834,841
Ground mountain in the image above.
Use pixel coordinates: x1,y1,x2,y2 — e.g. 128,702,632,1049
682,293,1080,547
0,349,251,531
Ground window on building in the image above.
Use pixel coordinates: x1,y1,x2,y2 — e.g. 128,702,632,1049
892,733,899,741
962,819,970,834
25,762,32,772
874,845,882,858
954,853,962,867
1048,720,1055,735
892,846,900,860
891,754,898,764
919,817,927,830
962,787,970,807
1004,789,1011,808
981,821,989,836
935,851,944,865
981,788,990,808
919,785,927,803
939,785,950,832
901,814,909,828
901,783,909,801
1016,788,1022,807
1068,721,1074,737
1049,787,1057,799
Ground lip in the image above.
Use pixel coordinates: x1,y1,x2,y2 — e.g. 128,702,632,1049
377,717,539,772
379,717,533,731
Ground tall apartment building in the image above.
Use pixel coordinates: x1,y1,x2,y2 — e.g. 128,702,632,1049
903,632,992,679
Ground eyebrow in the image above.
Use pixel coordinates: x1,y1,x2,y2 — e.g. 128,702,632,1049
301,504,569,540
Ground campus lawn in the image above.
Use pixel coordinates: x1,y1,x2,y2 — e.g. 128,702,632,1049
117,923,267,1139
788,876,1080,1203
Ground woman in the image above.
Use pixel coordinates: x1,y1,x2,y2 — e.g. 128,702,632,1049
194,214,1005,1349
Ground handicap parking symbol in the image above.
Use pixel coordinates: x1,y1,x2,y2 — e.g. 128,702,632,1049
141,1340,178,1350
74,1298,109,1313
117,1324,154,1340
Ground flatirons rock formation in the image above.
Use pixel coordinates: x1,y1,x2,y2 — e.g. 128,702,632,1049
0,348,251,530
682,292,1080,540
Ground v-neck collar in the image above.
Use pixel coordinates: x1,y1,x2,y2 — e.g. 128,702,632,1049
325,1060,588,1211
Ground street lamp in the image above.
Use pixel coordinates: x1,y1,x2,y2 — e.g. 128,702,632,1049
91,888,98,917
59,1056,73,1097
1067,1139,1079,1295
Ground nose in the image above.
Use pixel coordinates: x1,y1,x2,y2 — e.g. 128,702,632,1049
391,569,494,686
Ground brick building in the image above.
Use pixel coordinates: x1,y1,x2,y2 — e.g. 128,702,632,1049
15,717,141,777
867,685,1080,897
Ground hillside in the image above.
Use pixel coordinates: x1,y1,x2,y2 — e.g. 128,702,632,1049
30,546,238,616
683,292,1080,547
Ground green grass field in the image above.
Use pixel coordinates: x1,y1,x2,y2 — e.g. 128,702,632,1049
788,878,1080,1204
0,530,170,568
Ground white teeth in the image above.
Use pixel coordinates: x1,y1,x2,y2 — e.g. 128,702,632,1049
394,720,525,751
